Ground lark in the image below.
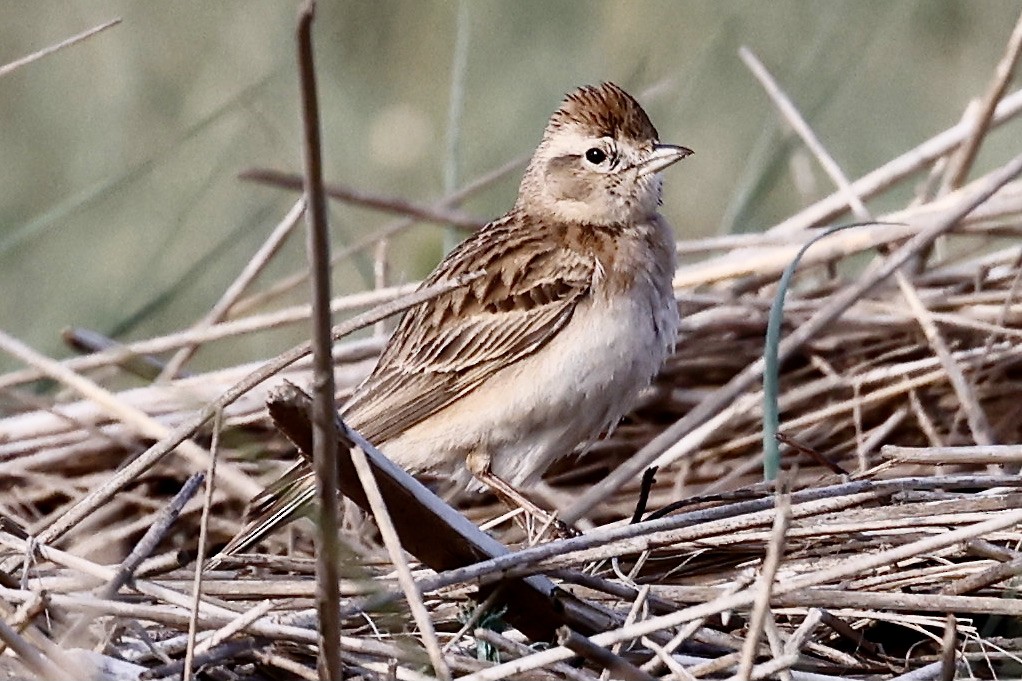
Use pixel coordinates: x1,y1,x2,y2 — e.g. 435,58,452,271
223,83,690,554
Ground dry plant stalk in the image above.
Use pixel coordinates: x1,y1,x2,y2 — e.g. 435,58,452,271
5,20,1022,681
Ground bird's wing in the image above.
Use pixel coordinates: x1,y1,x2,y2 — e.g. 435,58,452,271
344,215,596,443
211,215,595,562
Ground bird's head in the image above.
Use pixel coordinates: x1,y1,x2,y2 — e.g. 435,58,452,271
517,82,691,226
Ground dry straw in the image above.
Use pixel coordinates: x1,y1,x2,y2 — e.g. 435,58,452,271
3,10,1022,681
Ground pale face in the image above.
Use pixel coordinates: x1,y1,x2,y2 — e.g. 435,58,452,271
518,124,682,226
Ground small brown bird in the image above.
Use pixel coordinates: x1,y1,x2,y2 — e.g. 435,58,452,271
223,83,690,554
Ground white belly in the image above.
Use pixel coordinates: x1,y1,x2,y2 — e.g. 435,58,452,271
379,287,678,488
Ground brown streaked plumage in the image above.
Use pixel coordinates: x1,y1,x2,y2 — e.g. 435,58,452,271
220,83,691,556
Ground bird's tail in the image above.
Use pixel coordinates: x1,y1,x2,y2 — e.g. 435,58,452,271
206,463,316,569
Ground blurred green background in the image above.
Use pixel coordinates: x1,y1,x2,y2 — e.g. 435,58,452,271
1,1,1020,374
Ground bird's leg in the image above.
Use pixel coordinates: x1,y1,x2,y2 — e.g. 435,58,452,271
466,450,577,539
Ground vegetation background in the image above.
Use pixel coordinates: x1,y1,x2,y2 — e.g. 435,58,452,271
1,1,1020,376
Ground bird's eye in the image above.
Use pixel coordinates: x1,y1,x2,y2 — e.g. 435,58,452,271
584,148,607,164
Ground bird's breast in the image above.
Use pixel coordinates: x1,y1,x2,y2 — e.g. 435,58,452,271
380,218,679,488
483,280,678,485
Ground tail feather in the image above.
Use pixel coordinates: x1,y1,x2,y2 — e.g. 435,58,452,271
208,463,316,568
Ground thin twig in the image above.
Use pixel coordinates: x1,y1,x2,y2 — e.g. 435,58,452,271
239,168,484,229
295,3,344,679
939,614,958,681
882,444,1022,464
402,476,1022,599
763,615,794,681
145,640,260,681
736,490,791,680
342,426,452,681
104,473,206,598
255,650,323,681
0,18,121,79
783,608,823,656
898,276,996,445
603,584,650,681
940,10,1022,192
194,599,275,655
556,627,657,681
640,636,696,681
373,238,390,338
639,574,754,675
184,408,223,680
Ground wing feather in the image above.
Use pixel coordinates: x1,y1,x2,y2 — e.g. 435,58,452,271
214,213,596,561
343,215,595,444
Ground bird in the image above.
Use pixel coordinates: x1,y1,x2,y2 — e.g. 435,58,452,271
221,82,691,556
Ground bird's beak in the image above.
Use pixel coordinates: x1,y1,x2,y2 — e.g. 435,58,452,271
638,143,693,176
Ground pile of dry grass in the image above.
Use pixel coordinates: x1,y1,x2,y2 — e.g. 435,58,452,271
3,17,1022,681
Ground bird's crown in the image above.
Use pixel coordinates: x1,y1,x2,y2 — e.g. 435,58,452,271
546,82,659,143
